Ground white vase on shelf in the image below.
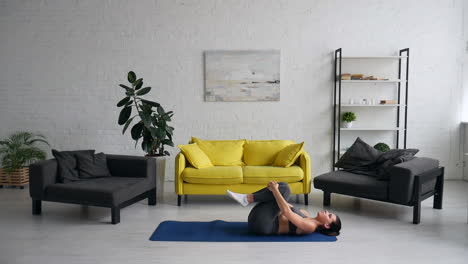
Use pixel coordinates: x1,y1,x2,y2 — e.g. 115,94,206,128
343,122,353,128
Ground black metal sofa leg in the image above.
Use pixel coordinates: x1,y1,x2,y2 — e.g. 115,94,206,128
32,199,42,215
413,201,421,224
323,191,331,206
433,170,444,209
304,194,309,205
148,188,156,206
177,195,181,206
111,207,120,224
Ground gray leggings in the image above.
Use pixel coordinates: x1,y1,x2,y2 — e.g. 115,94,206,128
247,182,291,235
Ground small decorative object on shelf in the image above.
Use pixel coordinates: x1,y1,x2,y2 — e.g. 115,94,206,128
380,100,397,104
374,142,390,152
342,73,390,81
351,74,364,80
0,132,49,189
342,112,356,128
341,73,351,80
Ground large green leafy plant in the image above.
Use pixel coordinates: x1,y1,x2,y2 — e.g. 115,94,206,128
0,132,49,173
117,71,174,157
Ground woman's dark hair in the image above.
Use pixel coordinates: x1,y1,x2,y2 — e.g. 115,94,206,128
318,215,341,236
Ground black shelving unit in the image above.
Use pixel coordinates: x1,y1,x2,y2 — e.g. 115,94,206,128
332,48,410,169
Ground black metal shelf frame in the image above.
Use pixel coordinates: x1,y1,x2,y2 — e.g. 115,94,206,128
332,48,410,169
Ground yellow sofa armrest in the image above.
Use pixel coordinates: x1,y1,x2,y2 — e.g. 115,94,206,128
175,152,186,195
299,151,311,193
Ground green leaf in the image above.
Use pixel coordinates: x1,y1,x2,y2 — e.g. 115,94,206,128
125,90,134,96
118,106,132,125
161,139,174,147
157,127,166,139
166,132,172,141
119,84,132,91
135,78,143,90
130,123,144,140
117,97,131,107
139,110,152,127
124,100,134,107
148,127,159,139
128,71,136,84
165,126,174,135
141,140,151,153
136,87,151,96
157,106,165,115
122,116,135,134
141,99,159,108
162,114,171,121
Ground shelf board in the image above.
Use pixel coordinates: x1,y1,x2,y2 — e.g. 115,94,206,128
340,127,404,131
342,56,407,59
341,79,406,83
339,104,404,107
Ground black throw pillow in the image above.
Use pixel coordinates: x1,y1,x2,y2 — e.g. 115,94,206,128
375,149,419,180
52,149,95,183
76,152,111,179
335,137,381,171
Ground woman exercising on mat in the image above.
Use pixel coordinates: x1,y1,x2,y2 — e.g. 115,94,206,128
227,181,341,236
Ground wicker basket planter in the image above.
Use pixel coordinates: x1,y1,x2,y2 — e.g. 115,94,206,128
0,167,29,189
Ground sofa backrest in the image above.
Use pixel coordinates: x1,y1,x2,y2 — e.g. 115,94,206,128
243,140,295,166
188,138,298,166
191,137,245,166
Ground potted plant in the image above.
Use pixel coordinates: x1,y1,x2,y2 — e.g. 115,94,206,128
374,142,390,152
342,112,356,128
0,132,49,189
117,71,174,198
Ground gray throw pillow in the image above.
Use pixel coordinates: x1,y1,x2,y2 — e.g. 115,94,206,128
52,149,95,183
335,137,381,171
76,152,111,179
375,149,419,180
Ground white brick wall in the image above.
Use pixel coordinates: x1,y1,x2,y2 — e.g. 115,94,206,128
0,0,464,180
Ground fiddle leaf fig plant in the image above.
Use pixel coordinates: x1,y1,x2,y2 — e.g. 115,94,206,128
117,71,174,156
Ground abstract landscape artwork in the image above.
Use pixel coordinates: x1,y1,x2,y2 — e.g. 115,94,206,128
204,50,280,102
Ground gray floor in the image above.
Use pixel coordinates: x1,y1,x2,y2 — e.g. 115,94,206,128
0,181,467,264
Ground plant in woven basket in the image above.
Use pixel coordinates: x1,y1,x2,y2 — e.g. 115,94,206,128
117,71,174,157
0,132,49,174
374,142,390,152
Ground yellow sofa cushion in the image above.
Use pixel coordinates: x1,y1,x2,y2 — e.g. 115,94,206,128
182,166,243,184
192,137,245,166
178,143,213,169
273,142,304,167
243,140,295,166
243,165,304,184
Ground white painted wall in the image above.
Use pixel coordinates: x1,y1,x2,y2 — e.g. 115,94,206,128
0,0,464,180
463,0,468,181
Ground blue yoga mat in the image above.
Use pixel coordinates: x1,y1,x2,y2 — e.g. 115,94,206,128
149,220,337,242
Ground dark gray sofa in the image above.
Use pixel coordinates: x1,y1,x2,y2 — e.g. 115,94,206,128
314,157,444,224
29,154,156,224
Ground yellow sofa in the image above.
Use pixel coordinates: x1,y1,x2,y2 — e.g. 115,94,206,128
175,138,311,206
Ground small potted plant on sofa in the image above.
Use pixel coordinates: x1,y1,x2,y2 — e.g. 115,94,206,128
342,112,356,128
0,132,49,189
116,71,174,197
